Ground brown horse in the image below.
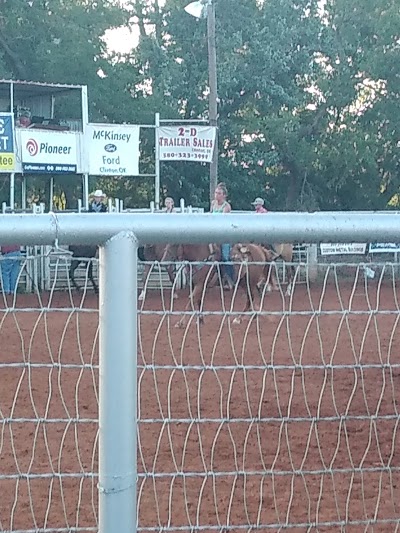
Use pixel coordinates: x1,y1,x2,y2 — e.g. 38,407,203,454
230,243,278,324
160,243,222,328
161,242,281,327
267,243,296,296
138,244,178,300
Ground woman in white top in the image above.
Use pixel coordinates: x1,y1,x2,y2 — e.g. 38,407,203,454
210,182,234,289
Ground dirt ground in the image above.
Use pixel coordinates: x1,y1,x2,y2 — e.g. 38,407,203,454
0,278,399,532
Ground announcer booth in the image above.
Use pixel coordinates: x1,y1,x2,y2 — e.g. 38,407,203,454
0,79,88,210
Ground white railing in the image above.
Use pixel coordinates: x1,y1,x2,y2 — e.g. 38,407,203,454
0,211,400,533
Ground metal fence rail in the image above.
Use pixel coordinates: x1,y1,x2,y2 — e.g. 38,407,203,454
1,211,400,533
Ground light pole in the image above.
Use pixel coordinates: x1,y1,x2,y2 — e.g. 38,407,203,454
184,0,218,204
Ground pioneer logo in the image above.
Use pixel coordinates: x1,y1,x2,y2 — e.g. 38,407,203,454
26,138,39,156
25,139,72,156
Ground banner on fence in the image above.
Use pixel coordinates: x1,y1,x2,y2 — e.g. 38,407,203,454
0,112,15,171
20,130,78,173
85,124,140,176
368,243,400,253
320,243,367,255
157,125,216,162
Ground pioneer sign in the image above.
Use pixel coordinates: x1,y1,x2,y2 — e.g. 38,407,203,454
20,130,78,173
157,125,216,162
85,124,140,176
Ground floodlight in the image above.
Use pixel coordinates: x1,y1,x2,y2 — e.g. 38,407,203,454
184,0,210,19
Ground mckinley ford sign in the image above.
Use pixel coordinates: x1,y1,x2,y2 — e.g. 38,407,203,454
85,124,140,176
20,130,78,174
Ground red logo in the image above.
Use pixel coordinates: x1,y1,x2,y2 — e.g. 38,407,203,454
26,138,39,156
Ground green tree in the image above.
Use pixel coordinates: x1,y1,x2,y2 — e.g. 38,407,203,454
126,0,399,211
0,0,140,207
1,0,398,211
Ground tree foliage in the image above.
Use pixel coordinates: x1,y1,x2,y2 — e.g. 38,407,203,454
0,0,398,211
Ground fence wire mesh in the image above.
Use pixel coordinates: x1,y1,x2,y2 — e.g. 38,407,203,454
0,251,400,532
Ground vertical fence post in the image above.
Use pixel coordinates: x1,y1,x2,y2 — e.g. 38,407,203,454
98,231,138,533
155,112,161,209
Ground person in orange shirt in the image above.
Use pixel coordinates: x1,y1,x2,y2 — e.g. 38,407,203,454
251,197,276,254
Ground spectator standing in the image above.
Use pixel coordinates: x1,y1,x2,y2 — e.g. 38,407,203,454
211,182,235,289
88,190,108,213
251,197,268,213
0,244,23,295
164,197,175,213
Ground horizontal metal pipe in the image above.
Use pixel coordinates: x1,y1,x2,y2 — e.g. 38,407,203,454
0,212,399,246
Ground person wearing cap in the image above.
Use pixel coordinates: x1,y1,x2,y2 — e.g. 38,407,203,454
251,197,268,213
251,197,277,255
89,189,107,213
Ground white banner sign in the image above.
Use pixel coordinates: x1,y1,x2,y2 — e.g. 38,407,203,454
86,124,140,176
320,243,367,255
157,125,216,162
20,130,79,174
369,242,400,253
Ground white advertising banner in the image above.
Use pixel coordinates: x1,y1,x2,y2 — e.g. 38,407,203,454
369,242,400,253
157,125,216,162
20,130,79,174
320,243,367,255
86,124,140,176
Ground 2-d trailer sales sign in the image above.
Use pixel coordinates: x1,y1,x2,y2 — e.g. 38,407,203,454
157,125,216,162
0,113,15,171
86,124,140,176
20,130,78,174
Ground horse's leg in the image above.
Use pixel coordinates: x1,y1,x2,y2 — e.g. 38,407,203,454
69,259,81,291
175,269,208,329
260,261,280,292
139,263,150,301
280,246,294,296
184,263,196,300
196,265,216,324
259,246,280,292
285,263,295,296
166,264,178,299
88,260,98,295
270,262,280,292
233,275,253,324
165,264,175,284
175,284,200,329
267,243,295,294
207,270,219,289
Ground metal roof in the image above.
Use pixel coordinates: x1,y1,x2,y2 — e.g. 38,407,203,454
0,79,85,99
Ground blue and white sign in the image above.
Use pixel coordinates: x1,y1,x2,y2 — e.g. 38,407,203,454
20,130,78,174
0,112,15,171
369,242,400,253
